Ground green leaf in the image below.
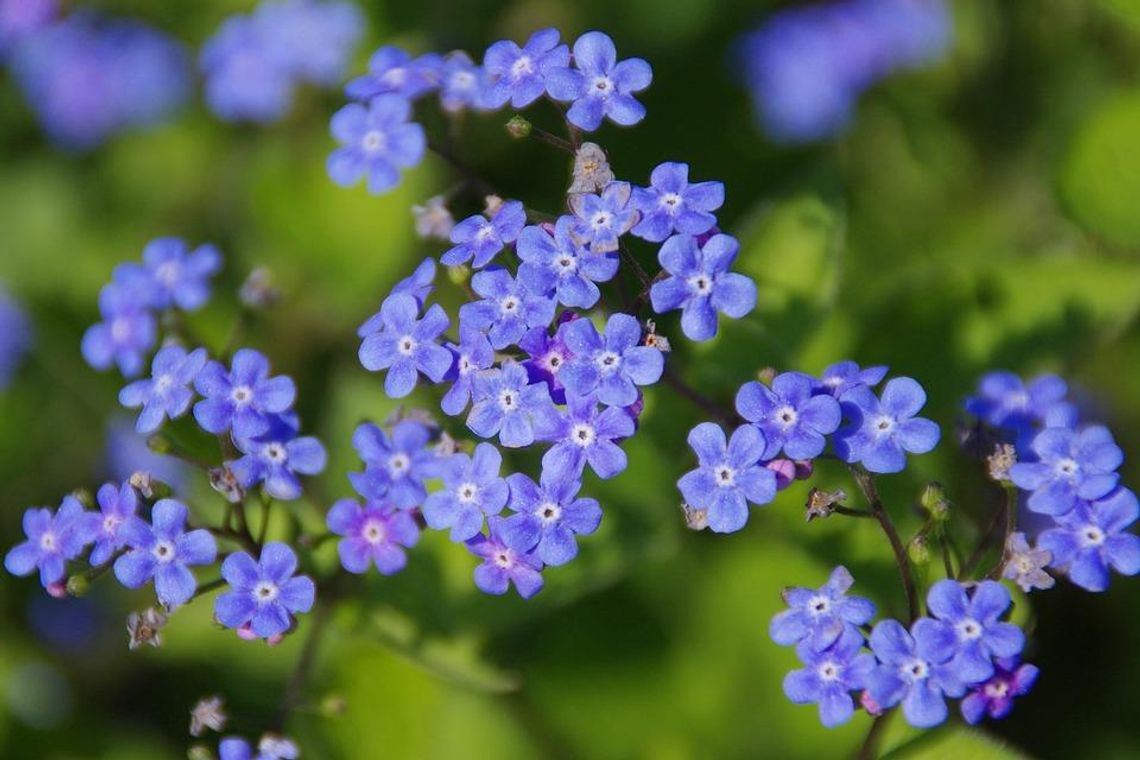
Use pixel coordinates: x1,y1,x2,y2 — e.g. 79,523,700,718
882,725,1029,760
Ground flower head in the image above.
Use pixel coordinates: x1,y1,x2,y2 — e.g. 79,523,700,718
120,345,208,434
358,293,452,398
194,348,296,438
466,517,545,598
441,200,526,268
966,372,1069,433
499,471,602,565
349,420,439,508
441,324,495,417
912,580,1025,684
630,162,723,242
114,237,221,311
230,416,327,501
327,498,420,575
82,284,157,377
459,268,555,350
545,31,652,131
88,481,139,566
218,735,300,760
534,391,634,482
736,372,841,461
783,627,876,727
467,362,554,448
5,497,94,589
1037,487,1140,592
960,657,1038,725
679,423,777,533
215,542,315,639
479,28,569,109
345,45,441,101
559,313,664,407
650,233,757,341
327,95,427,194
569,142,614,193
813,360,888,399
413,197,455,241
438,51,482,113
517,217,619,309
568,181,637,253
1001,532,1054,593
770,566,877,651
834,377,940,474
113,499,217,608
518,325,574,403
423,443,510,541
865,618,965,729
1008,426,1123,516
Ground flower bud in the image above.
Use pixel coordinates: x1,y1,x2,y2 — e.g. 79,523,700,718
920,482,951,522
147,434,173,455
321,694,348,717
66,574,89,597
908,535,931,565
446,264,471,285
187,745,215,760
506,115,532,138
69,488,94,508
239,267,282,309
757,366,777,385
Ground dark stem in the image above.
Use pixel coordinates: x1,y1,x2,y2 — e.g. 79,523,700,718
257,494,273,547
834,506,875,519
855,710,893,760
274,603,330,730
526,123,575,154
939,533,956,578
849,466,920,623
428,140,498,198
660,366,735,426
986,483,1019,580
958,495,1007,580
191,577,226,601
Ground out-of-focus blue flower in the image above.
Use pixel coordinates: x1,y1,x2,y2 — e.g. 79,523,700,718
966,371,1070,434
438,51,482,113
499,471,602,566
113,499,216,608
5,498,94,590
736,372,841,461
559,313,663,407
783,627,876,727
219,736,299,760
423,442,509,541
327,95,427,195
194,348,296,439
215,542,315,639
630,162,723,243
650,233,757,341
467,362,554,448
256,0,363,86
105,417,188,490
834,377,940,474
466,516,545,598
568,181,637,253
441,200,526,269
479,28,568,110
327,498,419,575
0,0,57,55
88,481,138,566
1009,426,1123,516
120,346,208,434
349,420,439,508
770,566,876,651
345,45,441,102
0,286,32,390
1037,487,1140,592
518,217,619,309
545,31,652,131
81,284,157,377
459,268,555,350
113,238,222,312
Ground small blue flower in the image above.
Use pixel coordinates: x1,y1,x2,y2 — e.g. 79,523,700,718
568,181,638,253
357,257,439,339
770,566,877,651
114,238,222,312
499,471,602,566
5,498,94,590
630,162,724,242
215,542,315,639
560,313,664,407
1008,426,1123,516
81,284,157,377
735,372,842,461
89,482,139,566
439,51,482,113
358,293,452,399
423,443,510,542
834,377,940,474
441,324,495,417
1037,487,1140,592
865,618,965,729
119,345,208,434
326,498,420,575
966,371,1069,433
783,627,876,728
200,14,294,123
518,325,574,404
230,416,327,501
912,580,1025,684
467,362,554,448
650,233,757,341
255,0,363,86
679,423,777,533
466,516,545,599
535,392,634,482
813,360,888,398
960,657,1038,725
327,95,427,195
218,736,299,760
517,217,619,308
459,268,555,350
479,28,568,109
113,499,217,608
545,31,652,131
194,348,296,439
441,200,526,268
345,45,441,101
349,420,439,508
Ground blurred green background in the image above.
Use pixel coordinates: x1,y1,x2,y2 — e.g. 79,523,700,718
3,0,1140,758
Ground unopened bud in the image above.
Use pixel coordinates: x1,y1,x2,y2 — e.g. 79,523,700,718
66,574,89,597
446,264,471,285
987,442,1017,482
321,694,348,717
681,502,708,530
69,488,93,508
920,482,951,522
130,471,172,500
805,487,848,522
46,581,67,599
908,535,931,565
757,367,777,385
209,467,245,504
483,194,504,217
187,745,215,760
239,267,282,309
506,115,532,139
147,434,173,455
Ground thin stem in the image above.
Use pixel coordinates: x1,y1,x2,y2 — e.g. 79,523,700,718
856,710,893,760
939,533,956,578
427,140,497,198
191,577,226,601
986,484,1019,580
274,603,330,730
257,494,273,547
660,366,735,426
526,124,575,153
958,498,1006,580
834,506,875,519
849,466,919,623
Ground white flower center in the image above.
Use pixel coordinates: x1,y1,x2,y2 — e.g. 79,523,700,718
457,482,480,504
498,389,517,412
451,70,476,90
1081,525,1105,547
103,515,121,534
687,274,713,296
595,351,622,374
874,415,896,434
494,550,514,568
660,192,683,212
231,385,253,405
253,580,279,603
510,55,534,79
541,351,564,374
458,355,473,374
500,295,520,315
956,618,983,641
539,501,562,522
152,540,176,563
362,130,387,153
387,453,410,477
111,317,131,342
1015,556,1034,573
903,658,929,682
807,595,831,615
398,335,417,356
475,224,496,242
556,255,577,274
714,465,736,488
155,261,180,286
776,406,798,428
591,211,611,230
362,519,386,545
817,660,842,682
264,442,288,464
382,67,408,87
1055,458,1079,477
571,423,596,447
154,374,174,393
984,680,1010,699
591,75,614,96
39,532,57,552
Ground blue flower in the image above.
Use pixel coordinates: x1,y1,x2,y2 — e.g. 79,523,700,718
679,423,777,533
813,360,888,398
630,162,724,242
517,217,619,308
865,618,965,729
5,498,94,590
770,566,877,651
960,657,1039,725
650,233,757,341
735,372,841,460
518,325,574,403
783,627,876,728
1008,426,1123,516
834,377,940,474
357,258,437,340
441,200,526,268
0,0,56,54
194,348,296,438
459,268,555,350
438,51,482,113
467,362,554,448
545,31,652,131
499,471,602,566
113,499,216,608
1037,487,1140,592
466,516,545,598
441,324,495,416
215,542,315,639
535,392,634,482
81,284,157,377
255,0,363,86
358,293,452,398
327,95,427,195
560,313,664,407
114,237,222,312
326,498,420,575
345,45,441,101
230,416,327,501
423,442,510,541
965,371,1070,433
88,482,139,566
0,286,32,390
479,28,568,109
119,345,208,434
200,14,295,123
349,420,439,508
218,736,299,760
912,580,1025,684
568,181,638,253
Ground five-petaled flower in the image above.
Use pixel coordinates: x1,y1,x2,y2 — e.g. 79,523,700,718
120,345,208,433
912,580,1025,684
194,348,296,439
545,31,652,131
568,181,638,253
441,200,526,269
215,542,315,639
466,516,545,598
559,313,664,407
423,442,510,541
5,497,94,589
865,619,965,729
358,293,452,398
736,372,842,461
499,471,603,566
114,237,222,312
517,216,619,308
769,566,877,651
229,415,328,501
1037,487,1140,592
650,233,757,341
113,499,217,608
835,377,940,474
535,391,634,482
349,420,439,508
459,267,555,350
327,498,420,575
1009,425,1123,516
88,481,139,566
631,162,723,242
479,28,568,109
783,627,876,728
467,362,554,448
679,422,777,533
327,94,427,194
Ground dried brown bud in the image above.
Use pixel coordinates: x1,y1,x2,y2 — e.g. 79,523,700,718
127,607,168,650
681,502,708,531
209,467,245,504
189,695,227,737
987,443,1017,482
805,487,848,521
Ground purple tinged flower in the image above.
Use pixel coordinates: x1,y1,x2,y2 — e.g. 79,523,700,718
518,325,574,403
783,627,876,728
568,182,638,253
229,416,327,501
358,293,452,398
119,346,208,434
813,360,888,398
479,28,569,109
678,423,776,533
193,349,296,438
5,498,94,589
1001,532,1055,593
1008,426,1123,516
0,286,31,390
441,200,526,268
912,580,1025,684
467,362,554,448
0,0,57,54
466,517,545,598
769,566,877,651
834,377,940,474
630,162,724,242
114,238,222,312
966,371,1069,433
650,233,757,341
81,284,158,377
517,217,620,308
113,499,217,608
328,95,427,194
345,45,441,101
349,420,439,508
88,482,139,566
1037,487,1140,592
960,657,1039,725
423,443,510,541
499,471,602,566
535,391,635,482
560,313,664,407
327,498,419,575
735,372,842,460
215,542,315,639
439,51,482,113
441,324,495,417
545,31,652,131
459,268,555,350
865,618,965,729
413,197,455,241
